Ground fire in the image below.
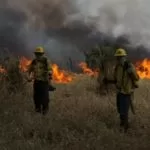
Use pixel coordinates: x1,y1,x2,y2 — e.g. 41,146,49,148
0,65,6,73
52,64,73,83
79,59,150,79
19,57,31,72
1,57,150,82
18,57,73,83
136,58,150,79
79,62,98,76
19,57,73,83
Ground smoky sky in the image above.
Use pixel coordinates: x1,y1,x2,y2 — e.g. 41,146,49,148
0,2,27,54
0,0,150,69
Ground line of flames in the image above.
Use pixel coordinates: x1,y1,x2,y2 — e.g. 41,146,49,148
0,57,150,83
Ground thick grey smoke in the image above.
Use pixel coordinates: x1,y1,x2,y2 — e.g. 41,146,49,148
0,0,150,69
67,0,150,48
0,0,97,69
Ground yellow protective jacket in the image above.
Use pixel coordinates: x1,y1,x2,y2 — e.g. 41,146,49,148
114,60,139,94
28,56,52,81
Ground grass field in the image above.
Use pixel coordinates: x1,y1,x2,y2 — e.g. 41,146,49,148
0,75,150,150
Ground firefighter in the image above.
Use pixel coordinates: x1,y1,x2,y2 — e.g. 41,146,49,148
104,48,139,132
27,46,55,115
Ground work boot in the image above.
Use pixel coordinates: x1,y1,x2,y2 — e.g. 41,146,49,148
124,122,129,133
42,109,48,115
120,115,125,127
119,119,124,132
42,105,49,115
35,108,42,113
120,121,124,127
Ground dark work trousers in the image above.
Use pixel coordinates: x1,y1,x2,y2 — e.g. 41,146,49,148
33,80,49,115
117,92,131,131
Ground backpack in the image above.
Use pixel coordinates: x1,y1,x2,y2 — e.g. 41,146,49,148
31,57,49,80
32,57,48,71
122,60,139,89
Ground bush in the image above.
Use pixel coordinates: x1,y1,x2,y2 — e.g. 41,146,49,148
0,51,26,94
85,45,116,94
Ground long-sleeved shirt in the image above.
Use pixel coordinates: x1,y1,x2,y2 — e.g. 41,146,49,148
114,59,139,94
28,56,52,81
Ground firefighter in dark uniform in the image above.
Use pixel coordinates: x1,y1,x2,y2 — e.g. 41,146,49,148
27,46,55,115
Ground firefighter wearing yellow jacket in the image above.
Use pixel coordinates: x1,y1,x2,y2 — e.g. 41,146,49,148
114,48,139,132
28,46,55,115
104,48,139,132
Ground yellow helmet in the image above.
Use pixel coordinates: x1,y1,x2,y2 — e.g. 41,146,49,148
114,48,127,56
34,46,44,53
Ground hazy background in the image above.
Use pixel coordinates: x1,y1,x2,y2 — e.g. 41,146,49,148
0,0,150,69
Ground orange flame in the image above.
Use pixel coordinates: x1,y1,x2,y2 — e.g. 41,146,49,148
79,62,98,76
19,57,31,72
0,65,6,73
19,57,73,83
136,58,150,79
1,57,150,82
52,64,73,83
79,60,150,79
14,57,73,83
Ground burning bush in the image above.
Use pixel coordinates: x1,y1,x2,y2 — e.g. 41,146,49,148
0,52,25,94
0,54,75,94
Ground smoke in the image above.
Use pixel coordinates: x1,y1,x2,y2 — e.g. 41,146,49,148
67,0,150,48
0,0,150,69
0,0,95,68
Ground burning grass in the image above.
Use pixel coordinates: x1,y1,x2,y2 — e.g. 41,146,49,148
0,56,150,149
1,57,150,83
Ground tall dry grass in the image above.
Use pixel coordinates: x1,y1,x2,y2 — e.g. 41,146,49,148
0,68,150,150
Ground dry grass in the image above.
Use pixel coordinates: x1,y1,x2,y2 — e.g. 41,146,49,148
0,74,150,150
